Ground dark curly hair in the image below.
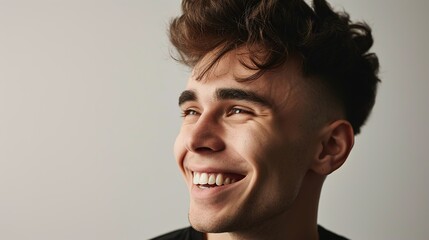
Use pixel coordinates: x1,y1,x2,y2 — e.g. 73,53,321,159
169,0,380,134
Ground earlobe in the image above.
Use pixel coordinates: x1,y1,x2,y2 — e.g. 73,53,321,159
311,120,355,175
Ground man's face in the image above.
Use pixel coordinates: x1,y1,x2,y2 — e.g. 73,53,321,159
174,50,323,233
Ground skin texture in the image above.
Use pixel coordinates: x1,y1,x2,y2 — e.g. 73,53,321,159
174,48,354,240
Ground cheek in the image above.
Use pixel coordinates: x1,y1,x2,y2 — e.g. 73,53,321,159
173,130,187,173
231,122,280,159
231,122,310,185
227,123,283,174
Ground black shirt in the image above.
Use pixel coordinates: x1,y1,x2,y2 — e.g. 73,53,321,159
151,225,349,240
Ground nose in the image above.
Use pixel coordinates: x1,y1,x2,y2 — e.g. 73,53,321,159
185,114,225,153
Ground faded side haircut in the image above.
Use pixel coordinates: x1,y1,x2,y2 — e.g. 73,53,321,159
169,0,380,134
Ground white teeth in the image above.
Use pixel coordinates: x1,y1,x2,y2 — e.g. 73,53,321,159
193,172,239,186
224,177,231,185
193,172,200,185
215,174,224,186
208,174,216,184
199,173,208,185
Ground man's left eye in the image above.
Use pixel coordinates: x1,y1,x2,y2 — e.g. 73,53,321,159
228,107,251,116
232,108,244,114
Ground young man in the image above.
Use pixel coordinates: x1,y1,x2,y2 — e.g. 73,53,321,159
153,0,379,239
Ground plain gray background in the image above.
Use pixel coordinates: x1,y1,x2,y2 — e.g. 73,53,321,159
0,0,428,239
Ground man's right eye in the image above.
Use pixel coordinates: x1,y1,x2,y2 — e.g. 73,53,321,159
181,109,199,117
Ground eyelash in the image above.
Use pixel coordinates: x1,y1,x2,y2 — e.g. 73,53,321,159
181,107,252,118
227,107,252,116
181,109,199,118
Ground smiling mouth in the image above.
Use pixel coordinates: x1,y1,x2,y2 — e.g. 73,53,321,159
192,172,245,188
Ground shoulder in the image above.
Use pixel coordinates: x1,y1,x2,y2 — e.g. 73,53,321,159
149,226,203,240
318,225,349,240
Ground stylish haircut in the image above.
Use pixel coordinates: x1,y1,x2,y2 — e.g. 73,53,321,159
169,0,380,134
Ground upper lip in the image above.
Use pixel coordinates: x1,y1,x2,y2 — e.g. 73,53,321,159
186,165,247,176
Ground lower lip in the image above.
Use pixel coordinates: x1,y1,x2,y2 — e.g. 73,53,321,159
190,180,244,200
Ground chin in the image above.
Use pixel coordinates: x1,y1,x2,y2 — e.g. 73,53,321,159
189,216,236,233
188,205,252,234
188,208,226,233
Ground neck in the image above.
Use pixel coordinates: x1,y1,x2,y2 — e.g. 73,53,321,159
206,171,324,240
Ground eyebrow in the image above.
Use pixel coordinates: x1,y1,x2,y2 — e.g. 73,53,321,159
178,88,271,107
216,88,271,107
178,90,197,106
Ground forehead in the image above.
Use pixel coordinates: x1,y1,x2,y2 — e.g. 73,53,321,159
187,49,309,108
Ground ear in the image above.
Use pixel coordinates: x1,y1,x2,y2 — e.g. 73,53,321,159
311,120,355,175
